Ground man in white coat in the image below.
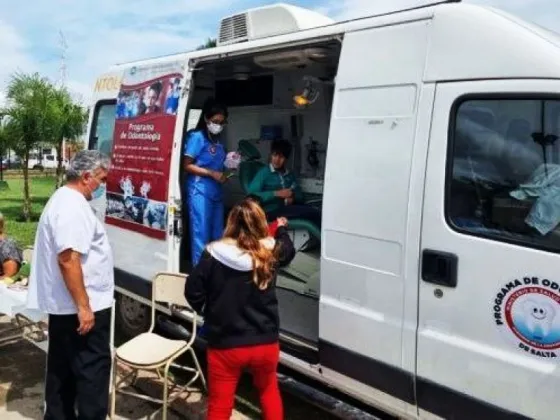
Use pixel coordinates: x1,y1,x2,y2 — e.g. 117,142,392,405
28,150,113,420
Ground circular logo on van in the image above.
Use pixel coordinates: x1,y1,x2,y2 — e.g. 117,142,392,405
493,277,560,359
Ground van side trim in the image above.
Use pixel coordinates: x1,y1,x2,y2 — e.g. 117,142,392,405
416,377,532,420
319,340,416,405
114,268,152,300
319,340,532,419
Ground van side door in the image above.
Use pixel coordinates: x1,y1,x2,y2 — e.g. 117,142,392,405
319,19,432,414
418,80,560,420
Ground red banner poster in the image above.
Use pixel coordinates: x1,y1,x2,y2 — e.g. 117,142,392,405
105,62,184,240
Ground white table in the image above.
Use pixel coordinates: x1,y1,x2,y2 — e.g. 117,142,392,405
0,283,48,352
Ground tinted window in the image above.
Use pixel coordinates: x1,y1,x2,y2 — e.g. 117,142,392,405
447,98,560,252
215,75,273,107
89,101,116,158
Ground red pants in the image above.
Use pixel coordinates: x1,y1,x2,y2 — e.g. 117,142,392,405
206,342,283,420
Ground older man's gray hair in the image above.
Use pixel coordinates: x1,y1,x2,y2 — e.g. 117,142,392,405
66,150,111,182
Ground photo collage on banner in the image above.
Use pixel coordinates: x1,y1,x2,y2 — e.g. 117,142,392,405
105,62,184,240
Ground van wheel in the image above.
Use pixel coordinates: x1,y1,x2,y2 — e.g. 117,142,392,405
115,293,151,341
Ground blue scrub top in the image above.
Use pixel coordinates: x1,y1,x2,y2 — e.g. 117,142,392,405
184,130,226,202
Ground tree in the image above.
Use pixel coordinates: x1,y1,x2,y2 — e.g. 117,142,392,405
196,38,217,50
49,88,88,188
0,118,10,185
1,72,55,221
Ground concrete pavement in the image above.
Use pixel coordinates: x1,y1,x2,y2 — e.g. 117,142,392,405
0,315,252,420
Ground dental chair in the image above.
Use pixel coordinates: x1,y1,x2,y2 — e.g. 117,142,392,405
237,140,321,297
237,140,321,252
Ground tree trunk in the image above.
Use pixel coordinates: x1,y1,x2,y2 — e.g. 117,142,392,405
22,151,31,222
56,139,64,189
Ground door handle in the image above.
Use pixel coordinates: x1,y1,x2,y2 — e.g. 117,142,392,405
173,218,182,237
421,250,458,288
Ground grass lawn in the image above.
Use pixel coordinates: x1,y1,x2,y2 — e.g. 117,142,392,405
0,177,56,247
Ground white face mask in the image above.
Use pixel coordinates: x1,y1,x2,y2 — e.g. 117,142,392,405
207,122,223,135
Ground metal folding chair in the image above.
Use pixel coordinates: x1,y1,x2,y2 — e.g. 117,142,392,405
110,272,206,420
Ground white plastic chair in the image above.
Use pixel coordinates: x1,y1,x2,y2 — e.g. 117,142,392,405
110,272,206,420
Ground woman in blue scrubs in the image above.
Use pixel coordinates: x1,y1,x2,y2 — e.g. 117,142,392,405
183,98,228,265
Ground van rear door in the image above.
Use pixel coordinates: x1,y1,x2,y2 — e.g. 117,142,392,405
418,80,560,420
98,61,188,289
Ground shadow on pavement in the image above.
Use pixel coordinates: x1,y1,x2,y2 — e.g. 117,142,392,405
0,320,46,419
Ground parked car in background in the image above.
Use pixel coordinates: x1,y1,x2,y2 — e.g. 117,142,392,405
28,153,68,170
1,157,21,170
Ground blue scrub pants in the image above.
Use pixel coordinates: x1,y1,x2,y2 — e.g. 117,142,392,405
188,190,224,266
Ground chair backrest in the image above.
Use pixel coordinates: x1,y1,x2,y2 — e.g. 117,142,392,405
239,160,266,194
152,272,190,308
238,139,261,161
22,247,33,263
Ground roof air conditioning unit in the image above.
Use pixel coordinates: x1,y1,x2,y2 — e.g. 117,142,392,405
218,3,334,46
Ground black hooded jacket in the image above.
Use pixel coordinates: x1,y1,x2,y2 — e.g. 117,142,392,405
185,227,295,349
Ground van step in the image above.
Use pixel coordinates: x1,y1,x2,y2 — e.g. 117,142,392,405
157,315,391,419
277,373,385,420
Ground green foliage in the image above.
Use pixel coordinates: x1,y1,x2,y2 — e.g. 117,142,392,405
0,177,54,246
48,87,88,188
0,72,87,219
196,38,217,50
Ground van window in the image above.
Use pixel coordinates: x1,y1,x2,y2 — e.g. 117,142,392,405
89,101,116,157
46,155,55,161
447,98,560,252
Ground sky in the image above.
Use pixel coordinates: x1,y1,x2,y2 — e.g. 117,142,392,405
0,0,558,106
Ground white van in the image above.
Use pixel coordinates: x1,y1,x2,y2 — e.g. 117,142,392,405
87,2,560,419
28,147,68,170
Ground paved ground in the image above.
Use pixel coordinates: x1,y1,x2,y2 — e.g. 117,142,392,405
0,316,335,420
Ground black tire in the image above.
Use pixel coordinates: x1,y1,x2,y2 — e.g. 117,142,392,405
114,293,151,342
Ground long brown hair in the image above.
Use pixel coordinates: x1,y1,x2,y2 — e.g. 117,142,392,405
223,198,277,290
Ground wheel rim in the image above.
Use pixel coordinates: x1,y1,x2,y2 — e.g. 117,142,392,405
119,295,148,331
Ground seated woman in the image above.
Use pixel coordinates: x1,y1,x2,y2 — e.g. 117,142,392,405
247,139,322,228
0,211,23,280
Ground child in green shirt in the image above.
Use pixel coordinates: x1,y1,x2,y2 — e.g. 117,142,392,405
248,140,321,227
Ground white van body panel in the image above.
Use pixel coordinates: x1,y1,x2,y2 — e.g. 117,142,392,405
425,6,560,82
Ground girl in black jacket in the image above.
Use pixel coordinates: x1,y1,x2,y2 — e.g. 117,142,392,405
185,197,295,420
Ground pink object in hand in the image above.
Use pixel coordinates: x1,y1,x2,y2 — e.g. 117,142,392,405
224,152,241,169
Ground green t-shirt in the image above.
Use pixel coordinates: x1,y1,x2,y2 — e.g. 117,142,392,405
247,164,304,213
